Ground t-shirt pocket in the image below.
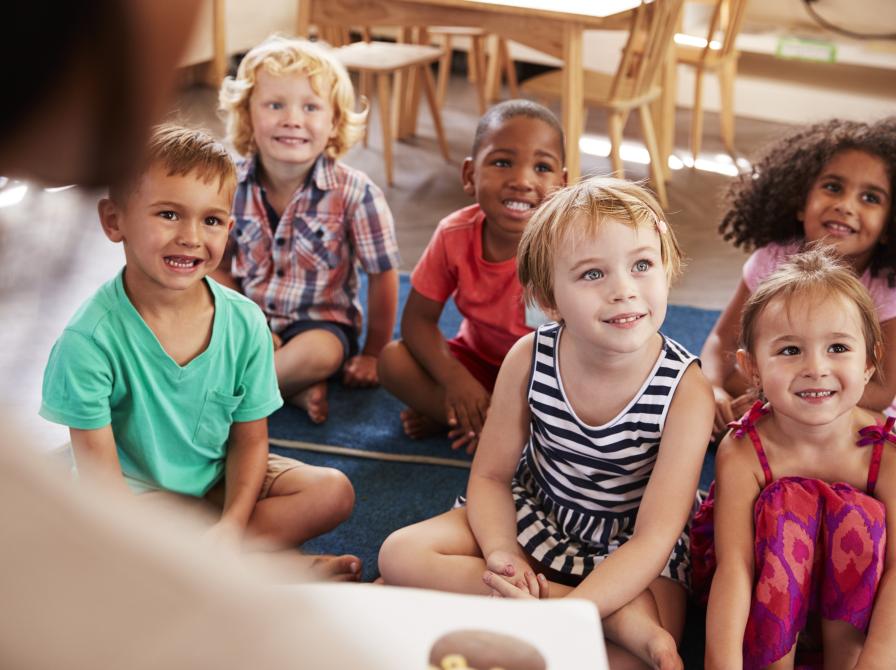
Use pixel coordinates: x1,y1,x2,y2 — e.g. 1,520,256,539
293,215,345,271
193,387,245,450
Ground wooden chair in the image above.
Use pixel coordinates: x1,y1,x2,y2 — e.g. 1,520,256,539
675,0,748,160
330,40,450,187
520,0,685,207
428,27,519,114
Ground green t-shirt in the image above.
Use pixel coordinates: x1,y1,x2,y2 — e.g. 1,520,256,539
40,271,283,496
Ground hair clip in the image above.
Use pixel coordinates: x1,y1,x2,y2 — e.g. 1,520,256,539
651,212,668,235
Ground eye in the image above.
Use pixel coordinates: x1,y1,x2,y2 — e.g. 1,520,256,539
303,103,319,112
204,216,224,227
493,159,511,168
534,162,554,173
821,181,841,193
828,343,849,353
633,259,652,273
582,269,603,281
267,102,283,110
778,345,800,356
158,210,177,221
861,191,883,205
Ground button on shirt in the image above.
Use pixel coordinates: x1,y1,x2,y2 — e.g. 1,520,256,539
231,154,400,334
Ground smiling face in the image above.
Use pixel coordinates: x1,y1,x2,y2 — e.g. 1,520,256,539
799,149,892,273
741,291,874,427
100,164,234,298
248,68,336,176
462,115,566,241
548,217,668,356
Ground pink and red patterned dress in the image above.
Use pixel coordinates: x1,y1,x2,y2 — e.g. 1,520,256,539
691,402,890,669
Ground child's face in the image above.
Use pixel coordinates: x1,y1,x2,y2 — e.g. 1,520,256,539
462,116,566,238
249,68,336,173
799,149,891,272
740,293,873,428
548,217,668,356
100,164,234,296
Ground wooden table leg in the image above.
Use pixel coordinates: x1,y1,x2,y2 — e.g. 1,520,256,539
420,65,451,161
204,0,227,86
653,29,677,178
296,0,311,38
561,23,584,183
377,73,395,186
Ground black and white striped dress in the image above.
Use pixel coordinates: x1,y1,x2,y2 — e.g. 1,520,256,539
513,322,696,585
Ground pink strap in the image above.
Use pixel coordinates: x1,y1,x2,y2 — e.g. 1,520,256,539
857,416,896,494
728,401,773,487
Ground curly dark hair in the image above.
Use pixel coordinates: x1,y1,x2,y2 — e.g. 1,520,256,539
719,117,896,284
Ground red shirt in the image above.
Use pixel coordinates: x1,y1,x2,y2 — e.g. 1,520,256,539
411,204,531,367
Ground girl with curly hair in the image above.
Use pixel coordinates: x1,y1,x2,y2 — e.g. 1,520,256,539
702,117,896,437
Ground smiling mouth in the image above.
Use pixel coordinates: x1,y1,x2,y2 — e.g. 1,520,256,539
164,256,201,269
275,137,309,145
823,221,855,235
605,314,644,325
503,199,535,212
796,390,835,399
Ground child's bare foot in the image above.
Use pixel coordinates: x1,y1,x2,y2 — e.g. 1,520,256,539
291,382,328,423
307,553,362,582
646,631,683,670
400,408,445,439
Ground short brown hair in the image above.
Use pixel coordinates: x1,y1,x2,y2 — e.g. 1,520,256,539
740,245,884,377
219,35,366,159
517,176,682,310
108,123,236,204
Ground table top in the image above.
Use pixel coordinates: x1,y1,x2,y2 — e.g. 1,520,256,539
403,0,644,21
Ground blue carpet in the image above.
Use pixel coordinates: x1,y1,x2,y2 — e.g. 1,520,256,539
270,274,720,582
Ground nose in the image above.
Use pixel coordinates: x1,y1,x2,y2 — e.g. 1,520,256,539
610,272,636,302
802,349,830,378
178,219,202,248
283,104,303,127
506,164,535,191
832,190,856,216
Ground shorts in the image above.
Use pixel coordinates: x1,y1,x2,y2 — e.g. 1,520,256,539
279,319,359,362
206,453,303,503
447,336,501,392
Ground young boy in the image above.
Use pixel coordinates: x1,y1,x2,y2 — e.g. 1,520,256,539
377,100,567,452
40,124,358,574
216,36,400,424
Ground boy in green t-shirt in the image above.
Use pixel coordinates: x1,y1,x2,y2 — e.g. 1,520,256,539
41,124,359,576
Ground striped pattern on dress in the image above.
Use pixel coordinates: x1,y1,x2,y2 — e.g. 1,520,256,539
513,322,696,583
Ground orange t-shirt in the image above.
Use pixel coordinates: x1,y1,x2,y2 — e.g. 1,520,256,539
410,204,531,368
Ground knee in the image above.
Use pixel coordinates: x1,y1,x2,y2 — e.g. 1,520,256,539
376,340,407,390
316,468,355,524
377,526,419,585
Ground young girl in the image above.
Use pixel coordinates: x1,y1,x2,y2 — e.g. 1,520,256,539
377,100,567,453
700,247,896,669
215,36,400,424
702,118,896,437
378,177,715,670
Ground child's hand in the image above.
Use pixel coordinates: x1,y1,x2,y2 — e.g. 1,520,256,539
711,386,736,438
483,569,549,599
444,375,490,453
485,549,532,591
342,353,379,388
271,331,283,350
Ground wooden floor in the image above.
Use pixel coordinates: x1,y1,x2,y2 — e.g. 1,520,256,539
0,69,793,450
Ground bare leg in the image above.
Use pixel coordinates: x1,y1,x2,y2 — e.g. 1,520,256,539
822,619,863,670
378,340,450,437
275,330,344,423
601,577,686,670
378,507,491,594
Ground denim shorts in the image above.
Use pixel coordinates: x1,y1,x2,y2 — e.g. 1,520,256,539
279,319,359,362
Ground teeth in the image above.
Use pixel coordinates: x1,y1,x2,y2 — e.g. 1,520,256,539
609,315,640,324
504,200,533,211
165,257,198,269
798,391,834,398
825,222,853,233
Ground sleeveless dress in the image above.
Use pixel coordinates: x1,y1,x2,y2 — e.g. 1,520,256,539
690,402,890,670
512,322,698,585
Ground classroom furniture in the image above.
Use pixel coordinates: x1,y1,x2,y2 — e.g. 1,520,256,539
296,0,647,183
330,40,451,186
520,0,684,207
676,0,748,160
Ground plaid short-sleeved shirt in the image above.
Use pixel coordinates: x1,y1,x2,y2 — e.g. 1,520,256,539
231,154,400,334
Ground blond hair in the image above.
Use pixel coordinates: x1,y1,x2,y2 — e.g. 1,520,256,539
517,176,682,310
740,245,884,377
108,123,235,204
219,35,366,159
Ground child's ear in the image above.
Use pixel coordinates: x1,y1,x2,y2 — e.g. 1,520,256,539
560,166,568,187
736,349,759,388
226,215,235,234
461,157,476,198
98,198,125,243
